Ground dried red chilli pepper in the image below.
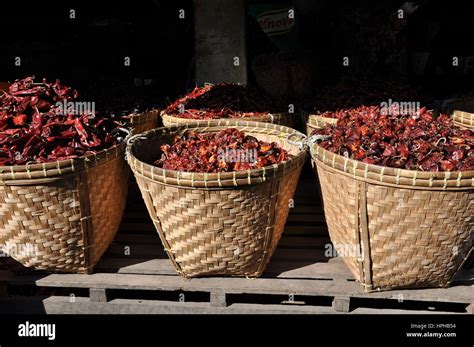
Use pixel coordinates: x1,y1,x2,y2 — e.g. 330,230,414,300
0,76,127,165
165,83,277,119
155,128,290,173
312,107,474,172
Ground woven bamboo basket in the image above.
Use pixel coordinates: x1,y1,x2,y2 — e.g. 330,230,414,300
306,113,337,199
0,144,129,273
306,113,337,136
161,110,295,129
310,142,473,291
128,108,161,134
127,120,307,278
440,97,474,130
126,109,161,199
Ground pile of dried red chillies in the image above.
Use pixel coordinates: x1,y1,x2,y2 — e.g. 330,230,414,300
155,128,290,172
165,83,276,119
0,76,127,165
313,107,474,172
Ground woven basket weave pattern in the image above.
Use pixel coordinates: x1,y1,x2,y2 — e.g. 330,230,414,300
441,98,474,129
0,146,129,273
87,156,129,264
316,168,360,277
313,145,473,291
453,111,474,130
128,121,306,277
366,187,472,288
0,179,85,270
161,111,295,129
306,114,337,136
129,109,160,135
137,179,270,276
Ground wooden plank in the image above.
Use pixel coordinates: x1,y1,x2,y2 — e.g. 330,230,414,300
210,292,227,308
350,307,465,315
89,288,108,303
0,272,363,296
95,257,353,280
0,296,465,315
332,296,351,312
41,297,335,314
466,304,474,314
3,271,473,304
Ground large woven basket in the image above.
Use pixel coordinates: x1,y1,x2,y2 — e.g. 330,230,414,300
0,144,129,273
311,143,473,291
128,108,161,134
127,120,307,278
161,110,295,129
440,97,474,130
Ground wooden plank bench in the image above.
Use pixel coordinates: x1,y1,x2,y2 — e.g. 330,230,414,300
0,175,472,314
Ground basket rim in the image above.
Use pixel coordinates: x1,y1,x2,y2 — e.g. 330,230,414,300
441,97,474,126
452,110,474,127
307,113,338,125
127,108,161,126
0,141,126,182
126,119,308,188
160,110,291,123
311,142,474,189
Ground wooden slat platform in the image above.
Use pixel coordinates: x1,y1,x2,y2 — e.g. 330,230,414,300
0,171,473,314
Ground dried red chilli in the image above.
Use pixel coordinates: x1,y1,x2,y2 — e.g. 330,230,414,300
0,76,127,165
165,83,276,119
155,128,290,172
312,107,474,172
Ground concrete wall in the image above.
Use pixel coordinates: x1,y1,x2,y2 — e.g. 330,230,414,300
194,0,247,85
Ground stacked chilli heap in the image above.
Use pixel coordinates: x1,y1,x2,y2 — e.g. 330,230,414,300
312,105,474,172
0,76,127,165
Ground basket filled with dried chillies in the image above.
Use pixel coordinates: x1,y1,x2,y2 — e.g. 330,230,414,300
161,83,295,128
310,107,474,291
0,76,130,273
126,120,307,278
